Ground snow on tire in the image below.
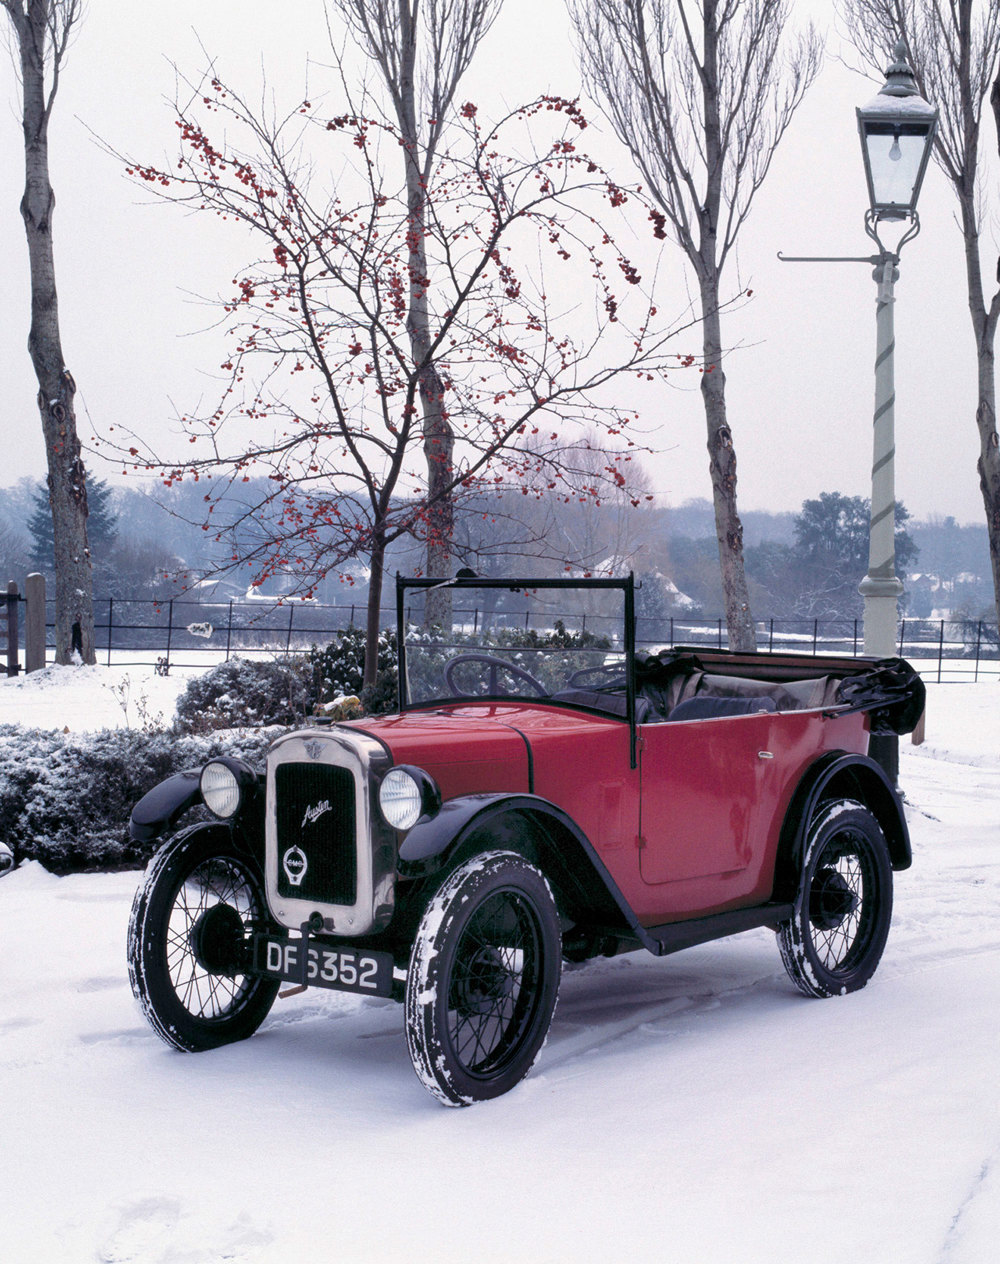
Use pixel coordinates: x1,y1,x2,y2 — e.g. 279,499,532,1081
777,797,893,998
404,850,561,1106
128,824,280,1052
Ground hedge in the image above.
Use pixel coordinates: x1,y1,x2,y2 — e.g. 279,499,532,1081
0,725,277,873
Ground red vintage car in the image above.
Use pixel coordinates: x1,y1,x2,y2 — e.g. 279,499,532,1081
128,575,924,1105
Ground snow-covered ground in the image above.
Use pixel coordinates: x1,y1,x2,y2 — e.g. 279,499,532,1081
0,662,203,733
1,669,998,1263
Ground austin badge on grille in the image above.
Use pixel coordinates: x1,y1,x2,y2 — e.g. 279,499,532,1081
282,845,308,887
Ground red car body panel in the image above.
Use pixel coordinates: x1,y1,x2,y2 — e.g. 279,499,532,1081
347,701,871,928
634,708,869,921
356,709,531,799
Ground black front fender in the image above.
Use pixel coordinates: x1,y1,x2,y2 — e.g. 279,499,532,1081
130,771,202,843
398,793,644,944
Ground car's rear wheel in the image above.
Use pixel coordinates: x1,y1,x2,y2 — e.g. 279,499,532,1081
778,798,893,998
128,825,280,1051
405,851,561,1106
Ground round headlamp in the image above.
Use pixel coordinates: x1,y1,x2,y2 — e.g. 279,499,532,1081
379,766,440,831
200,760,247,819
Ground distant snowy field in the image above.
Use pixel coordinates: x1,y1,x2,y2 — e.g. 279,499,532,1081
1,667,998,1264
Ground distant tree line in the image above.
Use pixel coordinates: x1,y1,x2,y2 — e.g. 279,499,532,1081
1,476,993,626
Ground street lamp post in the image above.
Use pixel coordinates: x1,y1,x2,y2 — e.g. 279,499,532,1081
856,41,938,659
779,39,936,781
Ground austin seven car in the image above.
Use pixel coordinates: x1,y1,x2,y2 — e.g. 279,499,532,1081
127,575,924,1105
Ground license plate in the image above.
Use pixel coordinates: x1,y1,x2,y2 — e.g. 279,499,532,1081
253,935,394,998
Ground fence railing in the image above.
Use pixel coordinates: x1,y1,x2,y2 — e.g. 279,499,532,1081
26,596,1000,682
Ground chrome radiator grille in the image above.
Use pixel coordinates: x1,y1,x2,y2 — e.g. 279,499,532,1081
265,728,396,935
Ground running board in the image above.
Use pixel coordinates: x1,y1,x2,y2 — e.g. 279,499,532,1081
642,902,795,958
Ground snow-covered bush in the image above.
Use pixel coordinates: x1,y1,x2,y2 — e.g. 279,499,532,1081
308,627,398,715
173,657,312,733
0,725,275,873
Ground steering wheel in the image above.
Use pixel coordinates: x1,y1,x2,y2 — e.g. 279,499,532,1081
444,653,547,698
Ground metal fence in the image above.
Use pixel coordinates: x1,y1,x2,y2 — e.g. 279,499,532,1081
637,614,999,684
26,596,1000,682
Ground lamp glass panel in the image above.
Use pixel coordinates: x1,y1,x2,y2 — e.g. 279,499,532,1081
864,128,928,212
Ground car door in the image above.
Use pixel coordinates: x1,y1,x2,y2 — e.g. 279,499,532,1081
637,711,775,889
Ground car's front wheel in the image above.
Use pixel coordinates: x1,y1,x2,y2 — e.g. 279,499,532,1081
777,798,893,998
405,850,561,1106
128,825,280,1051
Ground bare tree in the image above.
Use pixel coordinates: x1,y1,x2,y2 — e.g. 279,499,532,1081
839,0,1000,640
568,0,821,649
113,84,682,685
331,1,503,618
1,0,95,662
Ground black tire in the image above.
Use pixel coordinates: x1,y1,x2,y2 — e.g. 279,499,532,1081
128,825,280,1052
777,798,893,998
405,850,561,1106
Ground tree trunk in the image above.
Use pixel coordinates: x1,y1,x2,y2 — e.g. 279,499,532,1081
363,534,386,690
395,4,454,625
955,166,1000,639
697,2,755,652
983,70,1000,639
700,288,756,650
15,0,95,664
975,345,1000,636
408,178,454,627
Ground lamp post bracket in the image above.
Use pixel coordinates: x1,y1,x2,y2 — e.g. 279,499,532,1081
777,251,883,265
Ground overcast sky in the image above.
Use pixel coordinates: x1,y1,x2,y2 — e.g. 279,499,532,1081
1,0,994,525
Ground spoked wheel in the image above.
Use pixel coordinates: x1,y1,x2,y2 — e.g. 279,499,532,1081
405,851,561,1106
128,826,280,1051
778,798,893,998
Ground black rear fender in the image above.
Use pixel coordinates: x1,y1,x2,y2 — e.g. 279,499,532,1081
773,752,910,902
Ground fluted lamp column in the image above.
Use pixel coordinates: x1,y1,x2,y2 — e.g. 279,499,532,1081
858,257,904,657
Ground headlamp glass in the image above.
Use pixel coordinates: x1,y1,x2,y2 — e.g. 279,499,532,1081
200,761,242,819
379,768,424,831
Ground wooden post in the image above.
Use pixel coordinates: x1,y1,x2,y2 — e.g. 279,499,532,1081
24,573,46,672
6,581,20,677
165,599,174,670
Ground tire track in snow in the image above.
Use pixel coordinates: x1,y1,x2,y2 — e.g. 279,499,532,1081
539,995,696,1073
536,929,1000,1084
936,1145,1000,1263
537,965,780,1080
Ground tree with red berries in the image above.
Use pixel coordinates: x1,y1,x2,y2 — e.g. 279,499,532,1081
114,83,687,685
332,0,504,622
